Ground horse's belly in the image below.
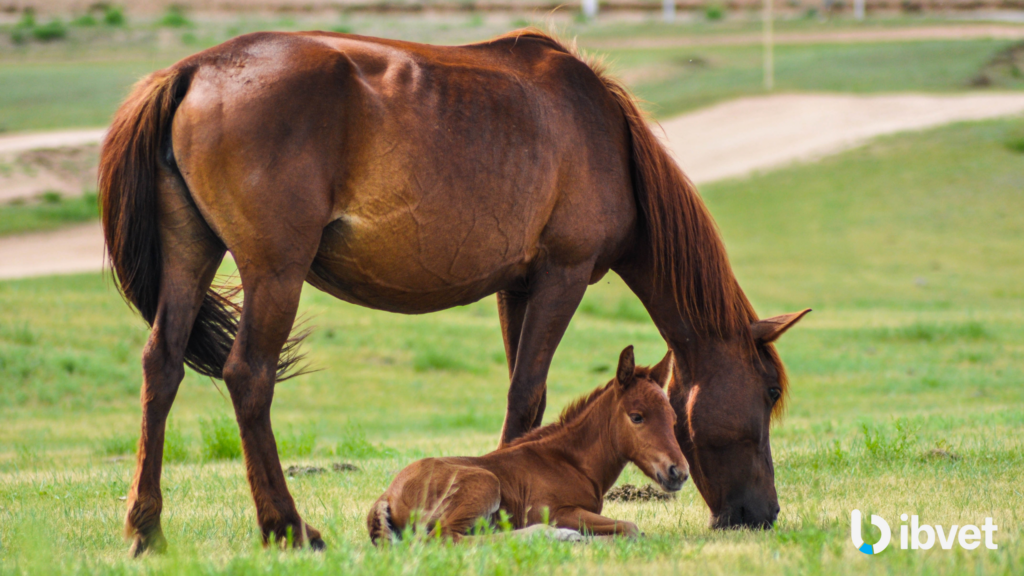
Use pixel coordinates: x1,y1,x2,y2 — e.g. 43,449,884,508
307,212,531,313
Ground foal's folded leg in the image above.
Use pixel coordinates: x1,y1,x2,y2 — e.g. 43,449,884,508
428,469,502,542
552,507,641,538
463,524,584,544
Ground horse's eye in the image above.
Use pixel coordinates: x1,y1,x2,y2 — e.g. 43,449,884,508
629,413,644,424
768,388,781,403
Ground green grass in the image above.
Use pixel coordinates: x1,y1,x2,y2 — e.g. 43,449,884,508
0,60,174,132
0,15,1021,131
1,115,1023,573
0,193,99,235
604,39,1019,117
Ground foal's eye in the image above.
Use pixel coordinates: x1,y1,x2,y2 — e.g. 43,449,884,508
629,413,644,424
768,388,782,403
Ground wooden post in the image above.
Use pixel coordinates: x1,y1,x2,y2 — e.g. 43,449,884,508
663,0,676,22
582,0,598,19
763,0,774,90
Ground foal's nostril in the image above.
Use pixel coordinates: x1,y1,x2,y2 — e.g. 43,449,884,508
668,465,682,481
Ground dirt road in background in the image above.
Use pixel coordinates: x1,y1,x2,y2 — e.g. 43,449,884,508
2,91,1024,281
661,92,1024,183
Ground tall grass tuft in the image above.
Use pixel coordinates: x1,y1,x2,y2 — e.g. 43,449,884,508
159,5,191,28
413,348,483,374
163,422,191,463
333,425,394,459
878,320,990,342
100,432,137,456
200,414,242,461
277,426,317,458
860,419,917,460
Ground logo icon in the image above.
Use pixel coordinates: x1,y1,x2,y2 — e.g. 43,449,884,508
851,510,891,555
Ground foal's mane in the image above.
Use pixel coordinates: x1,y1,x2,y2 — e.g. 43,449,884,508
506,366,662,448
488,29,788,416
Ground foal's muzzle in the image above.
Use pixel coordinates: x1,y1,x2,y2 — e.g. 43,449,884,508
656,464,688,492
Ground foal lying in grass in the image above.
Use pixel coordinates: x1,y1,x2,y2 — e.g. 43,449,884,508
367,346,687,543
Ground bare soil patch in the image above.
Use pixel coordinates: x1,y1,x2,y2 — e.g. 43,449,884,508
606,483,674,502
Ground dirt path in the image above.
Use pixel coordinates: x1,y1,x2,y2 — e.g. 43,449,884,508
660,92,1024,183
2,91,1024,281
584,24,1024,49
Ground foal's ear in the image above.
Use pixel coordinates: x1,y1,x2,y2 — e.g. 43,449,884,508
750,308,812,344
616,345,636,388
649,350,674,389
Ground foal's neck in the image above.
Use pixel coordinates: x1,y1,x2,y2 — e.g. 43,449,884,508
538,389,627,497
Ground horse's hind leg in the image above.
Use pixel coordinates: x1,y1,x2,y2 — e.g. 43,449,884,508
221,244,323,549
126,168,224,556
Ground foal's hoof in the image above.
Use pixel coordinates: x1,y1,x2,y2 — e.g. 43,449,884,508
129,529,167,557
308,536,326,551
549,528,584,542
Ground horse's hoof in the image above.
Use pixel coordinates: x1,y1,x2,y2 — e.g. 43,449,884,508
308,536,326,551
129,530,167,557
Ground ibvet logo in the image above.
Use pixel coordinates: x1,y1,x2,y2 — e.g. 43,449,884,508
851,510,998,555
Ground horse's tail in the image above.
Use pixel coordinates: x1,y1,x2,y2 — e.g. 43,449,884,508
598,75,756,340
99,66,302,380
367,498,397,546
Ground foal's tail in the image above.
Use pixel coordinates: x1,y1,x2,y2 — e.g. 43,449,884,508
99,67,304,379
367,498,397,546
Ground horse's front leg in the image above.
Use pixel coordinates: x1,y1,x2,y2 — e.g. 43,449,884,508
497,264,591,447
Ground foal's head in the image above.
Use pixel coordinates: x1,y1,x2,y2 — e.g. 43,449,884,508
609,346,688,492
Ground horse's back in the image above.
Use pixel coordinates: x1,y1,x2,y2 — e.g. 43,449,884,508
170,31,635,311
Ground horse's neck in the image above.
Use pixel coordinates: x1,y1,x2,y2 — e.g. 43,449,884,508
538,392,628,496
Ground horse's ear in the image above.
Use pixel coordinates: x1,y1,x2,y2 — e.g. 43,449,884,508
649,350,673,389
616,345,636,388
751,309,812,344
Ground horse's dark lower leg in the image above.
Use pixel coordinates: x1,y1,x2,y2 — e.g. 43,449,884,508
498,265,591,446
496,291,528,380
126,170,224,556
496,291,549,429
222,270,323,549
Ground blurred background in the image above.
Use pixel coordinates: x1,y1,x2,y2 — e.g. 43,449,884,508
1,2,1023,574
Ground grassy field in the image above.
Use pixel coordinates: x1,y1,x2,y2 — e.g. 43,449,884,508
0,13,1021,131
1,114,1022,574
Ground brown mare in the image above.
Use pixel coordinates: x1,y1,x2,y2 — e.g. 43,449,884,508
367,346,686,544
99,28,810,554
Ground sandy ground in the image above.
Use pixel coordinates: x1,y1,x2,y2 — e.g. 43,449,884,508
1,92,1024,281
660,92,1024,183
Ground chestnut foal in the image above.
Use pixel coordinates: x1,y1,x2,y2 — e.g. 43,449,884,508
367,346,687,544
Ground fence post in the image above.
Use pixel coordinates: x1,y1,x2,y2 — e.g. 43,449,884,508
582,0,599,19
763,0,774,90
663,0,676,22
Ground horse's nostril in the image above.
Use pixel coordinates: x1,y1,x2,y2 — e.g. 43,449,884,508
668,465,681,480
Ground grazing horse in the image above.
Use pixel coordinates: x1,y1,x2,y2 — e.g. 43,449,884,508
367,346,687,544
99,28,810,554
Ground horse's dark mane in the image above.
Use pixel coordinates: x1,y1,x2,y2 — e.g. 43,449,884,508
490,28,788,416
